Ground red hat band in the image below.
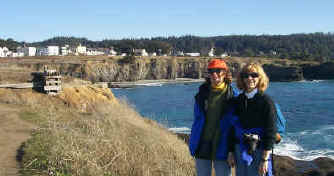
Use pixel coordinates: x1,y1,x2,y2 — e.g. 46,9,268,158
207,59,228,70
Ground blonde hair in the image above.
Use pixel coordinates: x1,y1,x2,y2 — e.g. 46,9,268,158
236,62,269,93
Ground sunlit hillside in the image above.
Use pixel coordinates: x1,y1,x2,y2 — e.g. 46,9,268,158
0,85,195,176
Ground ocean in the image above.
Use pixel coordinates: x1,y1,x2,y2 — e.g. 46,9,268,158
112,80,334,161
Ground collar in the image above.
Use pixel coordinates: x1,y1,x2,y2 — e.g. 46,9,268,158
244,88,258,99
211,82,227,91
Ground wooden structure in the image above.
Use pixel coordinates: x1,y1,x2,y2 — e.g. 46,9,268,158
32,66,62,95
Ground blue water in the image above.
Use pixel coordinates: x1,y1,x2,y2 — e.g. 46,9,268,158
112,80,334,160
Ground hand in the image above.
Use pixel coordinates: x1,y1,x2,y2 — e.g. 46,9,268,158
227,152,235,167
258,160,268,175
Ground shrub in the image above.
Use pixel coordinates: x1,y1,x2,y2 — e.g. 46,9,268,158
118,56,136,64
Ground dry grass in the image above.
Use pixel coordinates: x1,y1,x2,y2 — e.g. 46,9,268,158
0,86,195,176
0,70,33,84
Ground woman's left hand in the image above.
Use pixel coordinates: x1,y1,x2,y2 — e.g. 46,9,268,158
258,160,268,175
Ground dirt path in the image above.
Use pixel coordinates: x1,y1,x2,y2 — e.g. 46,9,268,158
0,103,36,176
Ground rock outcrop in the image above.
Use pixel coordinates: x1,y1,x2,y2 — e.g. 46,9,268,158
263,64,304,82
303,62,334,80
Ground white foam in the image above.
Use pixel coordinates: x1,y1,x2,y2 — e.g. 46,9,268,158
298,79,325,83
311,80,325,83
298,130,322,135
274,139,305,159
137,83,163,87
111,87,134,90
274,128,334,161
168,127,191,134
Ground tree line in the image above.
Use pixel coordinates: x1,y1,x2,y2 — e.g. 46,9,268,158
1,32,334,62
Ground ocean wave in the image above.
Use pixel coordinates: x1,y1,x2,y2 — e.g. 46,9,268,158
310,80,325,83
297,125,334,137
111,87,135,90
168,127,191,134
274,128,334,161
297,79,325,83
137,83,163,87
275,141,334,161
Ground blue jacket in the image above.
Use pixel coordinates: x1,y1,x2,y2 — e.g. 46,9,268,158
189,82,238,160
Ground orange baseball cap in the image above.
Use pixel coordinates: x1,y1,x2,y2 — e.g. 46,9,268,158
207,59,228,70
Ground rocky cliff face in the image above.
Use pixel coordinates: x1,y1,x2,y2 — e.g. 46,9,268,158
263,64,304,82
2,57,333,82
58,58,210,82
65,59,333,82
258,62,334,82
303,62,334,80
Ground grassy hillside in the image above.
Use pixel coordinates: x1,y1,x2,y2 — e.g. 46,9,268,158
0,85,195,176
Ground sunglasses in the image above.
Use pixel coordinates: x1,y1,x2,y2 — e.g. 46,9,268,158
240,72,259,79
208,69,226,74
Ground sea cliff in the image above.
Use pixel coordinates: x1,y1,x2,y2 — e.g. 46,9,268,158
1,56,333,84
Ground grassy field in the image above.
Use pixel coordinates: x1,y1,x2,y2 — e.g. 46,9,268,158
0,85,195,176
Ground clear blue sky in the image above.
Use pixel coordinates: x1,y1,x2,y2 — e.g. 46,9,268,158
1,0,334,42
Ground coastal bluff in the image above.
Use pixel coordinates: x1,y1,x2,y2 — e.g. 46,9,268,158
0,85,195,175
0,83,333,175
1,56,333,84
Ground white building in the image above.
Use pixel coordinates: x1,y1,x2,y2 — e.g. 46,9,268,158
220,53,228,58
208,48,215,57
87,48,104,56
0,47,10,57
47,46,59,56
133,49,148,56
149,52,157,56
176,51,184,56
171,50,184,56
17,47,36,56
76,44,87,55
0,47,4,57
185,52,200,57
108,48,117,56
61,46,68,56
61,45,72,56
36,46,59,56
36,48,48,56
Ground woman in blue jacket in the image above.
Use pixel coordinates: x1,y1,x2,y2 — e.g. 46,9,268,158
189,59,237,176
